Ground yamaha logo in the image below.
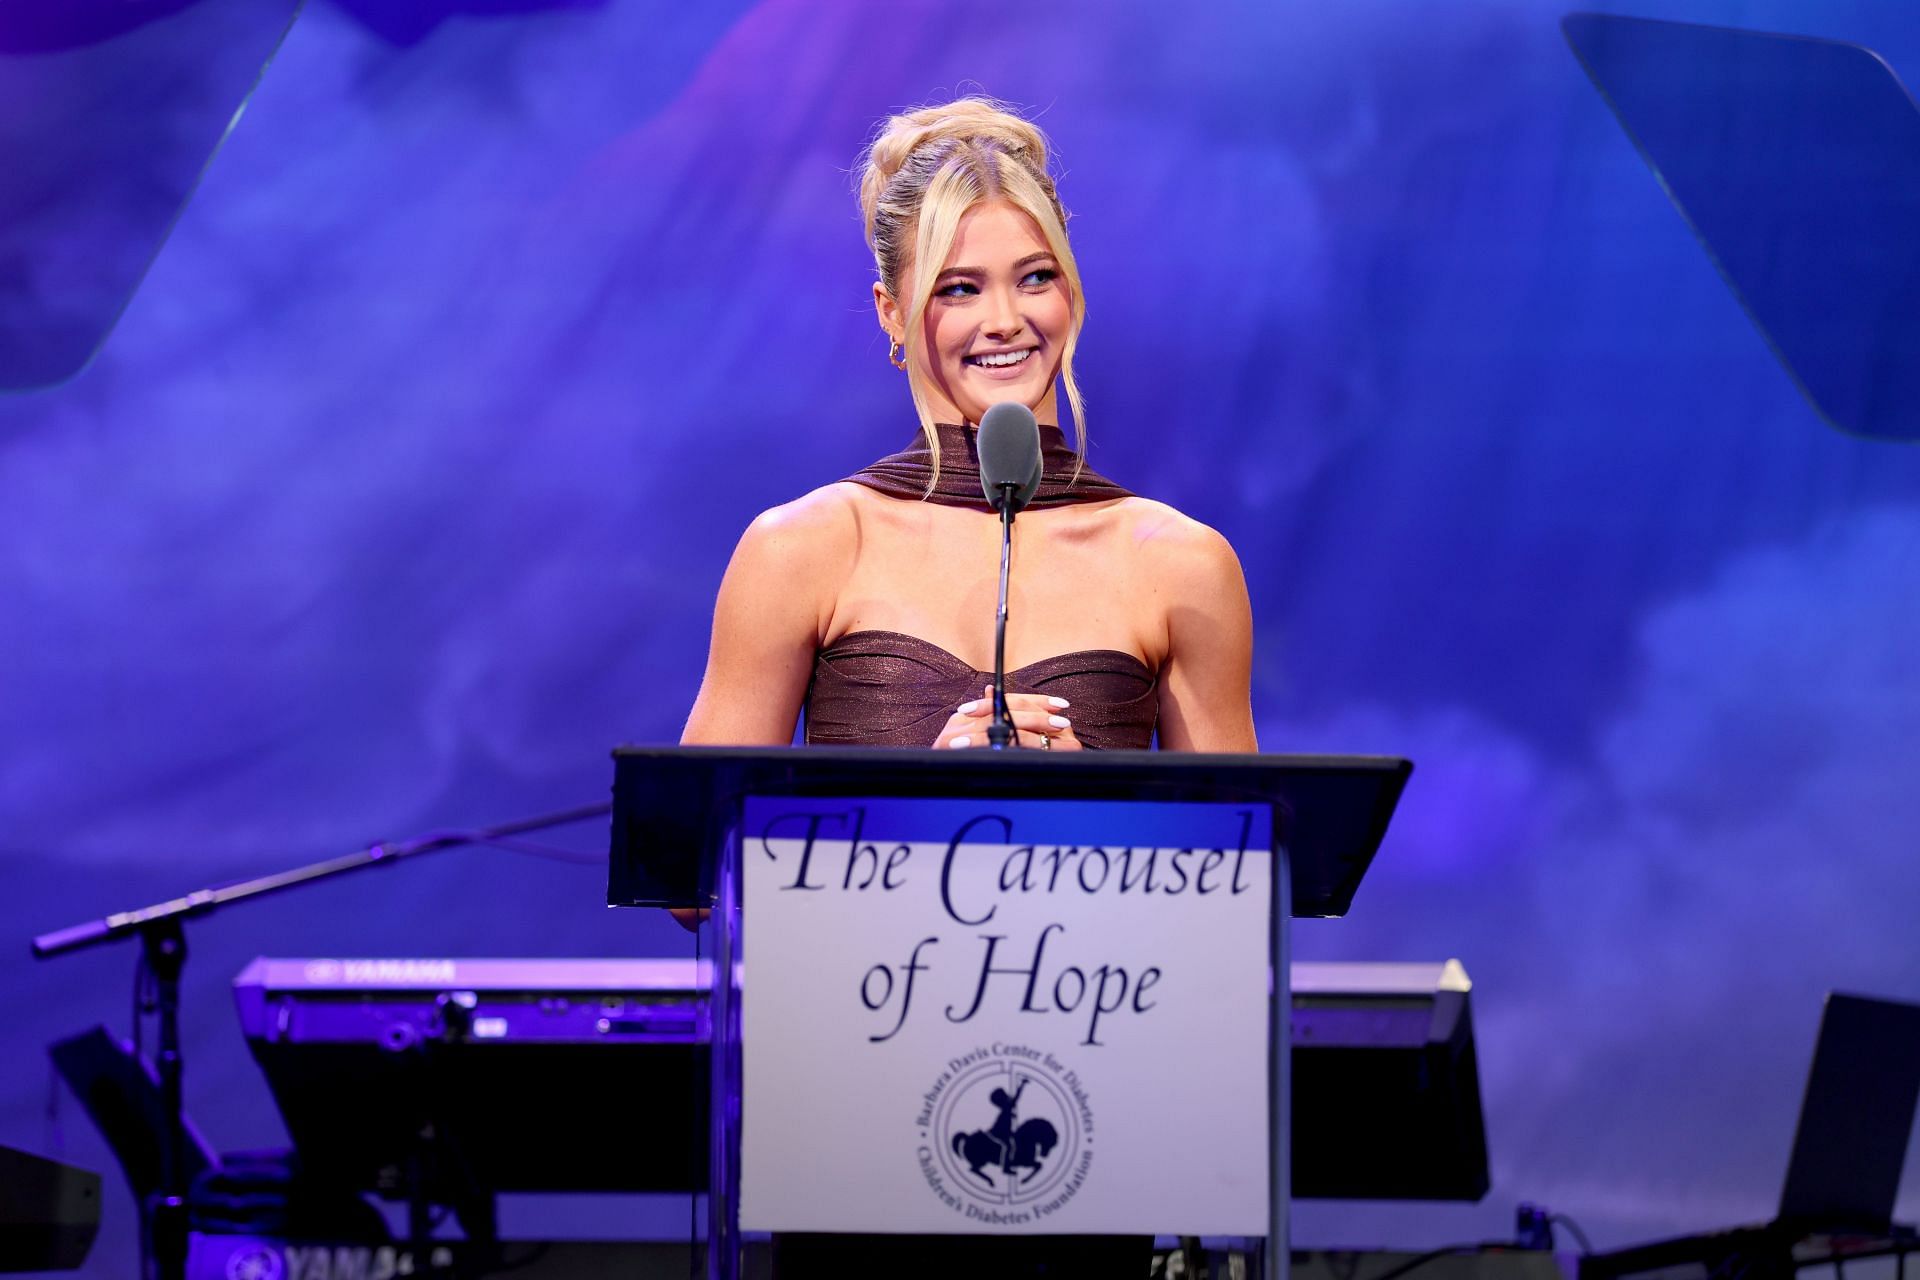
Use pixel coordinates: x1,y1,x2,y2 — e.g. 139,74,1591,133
224,1246,282,1280
208,1240,457,1280
915,1043,1094,1225
301,960,341,984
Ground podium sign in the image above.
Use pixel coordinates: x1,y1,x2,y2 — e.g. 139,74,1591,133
739,796,1271,1235
610,744,1414,1280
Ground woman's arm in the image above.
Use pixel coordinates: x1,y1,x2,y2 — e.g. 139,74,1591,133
1147,516,1258,753
681,490,853,746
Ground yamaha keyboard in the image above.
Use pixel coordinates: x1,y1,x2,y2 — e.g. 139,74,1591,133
234,957,1486,1202
234,958,710,1198
236,957,709,1046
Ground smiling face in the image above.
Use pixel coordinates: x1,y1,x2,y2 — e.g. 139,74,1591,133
876,199,1072,428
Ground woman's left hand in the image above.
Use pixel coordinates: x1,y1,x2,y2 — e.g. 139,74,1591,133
935,683,1083,751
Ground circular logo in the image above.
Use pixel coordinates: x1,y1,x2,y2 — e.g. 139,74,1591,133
918,1046,1093,1218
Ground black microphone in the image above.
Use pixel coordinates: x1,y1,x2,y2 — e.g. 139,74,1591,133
977,403,1042,749
978,402,1042,514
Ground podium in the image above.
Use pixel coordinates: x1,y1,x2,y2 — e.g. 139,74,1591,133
609,746,1410,1280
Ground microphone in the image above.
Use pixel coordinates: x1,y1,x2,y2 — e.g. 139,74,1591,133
976,403,1042,748
978,402,1042,514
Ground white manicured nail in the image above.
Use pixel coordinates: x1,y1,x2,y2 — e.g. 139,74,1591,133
1048,697,1071,708
959,700,980,714
1048,715,1071,729
950,736,971,749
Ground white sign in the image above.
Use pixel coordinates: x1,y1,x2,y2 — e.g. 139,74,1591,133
739,796,1272,1235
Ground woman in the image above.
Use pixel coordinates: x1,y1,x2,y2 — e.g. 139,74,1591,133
683,96,1255,756
681,97,1256,1278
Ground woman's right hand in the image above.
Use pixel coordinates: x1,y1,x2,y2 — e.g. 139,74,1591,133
932,683,1080,750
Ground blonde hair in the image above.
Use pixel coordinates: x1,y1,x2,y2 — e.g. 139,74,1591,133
857,96,1088,488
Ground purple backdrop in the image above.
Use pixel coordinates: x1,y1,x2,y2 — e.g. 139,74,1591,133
4,1,1920,1274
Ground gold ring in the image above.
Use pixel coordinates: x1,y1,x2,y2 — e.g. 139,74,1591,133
1040,732,1051,751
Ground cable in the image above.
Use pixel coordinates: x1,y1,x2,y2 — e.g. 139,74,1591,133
132,945,153,1061
131,955,152,1280
397,824,603,866
1551,1213,1596,1256
469,836,601,866
43,1062,64,1159
1365,1242,1514,1280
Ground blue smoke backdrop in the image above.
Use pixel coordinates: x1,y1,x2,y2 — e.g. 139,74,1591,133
4,1,1919,1273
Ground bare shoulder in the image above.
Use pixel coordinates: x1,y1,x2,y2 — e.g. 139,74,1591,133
689,484,870,746
714,482,871,641
1113,500,1255,750
734,481,866,567
1112,496,1245,590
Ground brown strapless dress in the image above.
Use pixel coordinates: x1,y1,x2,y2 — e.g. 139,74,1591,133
771,428,1156,1275
806,630,1157,750
804,423,1156,751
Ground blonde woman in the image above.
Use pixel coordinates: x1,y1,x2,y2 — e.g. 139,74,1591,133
684,96,1255,760
684,98,1255,1275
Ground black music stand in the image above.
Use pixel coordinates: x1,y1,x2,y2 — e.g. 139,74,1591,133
608,745,1412,1280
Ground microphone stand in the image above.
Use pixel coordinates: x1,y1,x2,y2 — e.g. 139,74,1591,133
988,482,1018,749
29,801,611,1280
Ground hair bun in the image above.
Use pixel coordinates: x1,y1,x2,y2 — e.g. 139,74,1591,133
858,96,1050,241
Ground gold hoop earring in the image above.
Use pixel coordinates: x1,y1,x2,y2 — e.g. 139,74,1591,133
887,339,908,371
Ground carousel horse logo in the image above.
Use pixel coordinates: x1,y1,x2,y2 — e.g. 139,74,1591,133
951,1076,1057,1187
925,1053,1089,1210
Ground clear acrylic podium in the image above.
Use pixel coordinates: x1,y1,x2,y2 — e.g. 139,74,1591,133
608,746,1410,1280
